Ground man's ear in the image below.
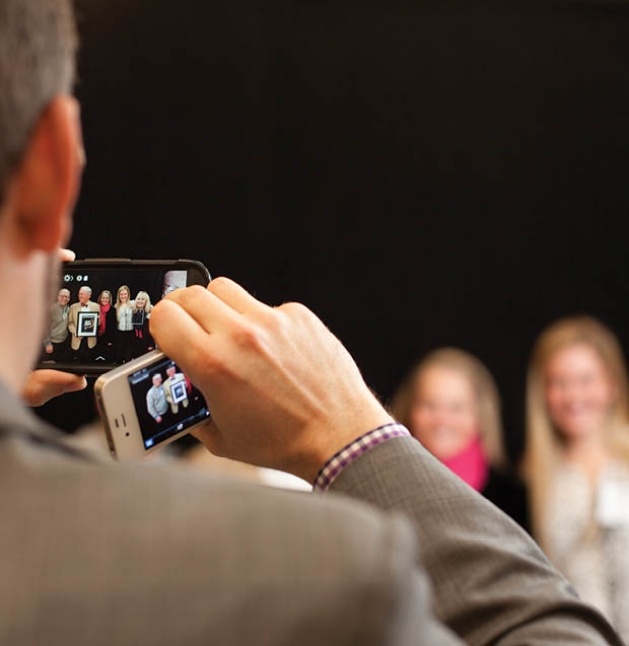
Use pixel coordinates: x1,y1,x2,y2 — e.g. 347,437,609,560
12,95,83,252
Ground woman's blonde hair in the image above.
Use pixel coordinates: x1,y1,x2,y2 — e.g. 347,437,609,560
390,347,506,467
523,315,629,545
133,290,152,313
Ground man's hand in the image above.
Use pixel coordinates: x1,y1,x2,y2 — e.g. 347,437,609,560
150,278,393,483
22,370,87,407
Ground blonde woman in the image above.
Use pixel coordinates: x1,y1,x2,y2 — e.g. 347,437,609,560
524,316,629,640
131,290,154,357
115,284,134,362
391,348,528,530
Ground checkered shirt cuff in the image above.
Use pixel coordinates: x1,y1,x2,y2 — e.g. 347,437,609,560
313,423,411,492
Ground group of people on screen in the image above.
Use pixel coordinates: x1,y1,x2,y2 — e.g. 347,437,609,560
42,284,155,364
390,315,629,640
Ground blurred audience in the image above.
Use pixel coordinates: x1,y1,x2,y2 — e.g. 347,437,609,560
391,348,528,530
524,316,629,641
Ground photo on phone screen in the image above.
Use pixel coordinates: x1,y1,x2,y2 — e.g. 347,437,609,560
38,260,209,374
128,355,210,451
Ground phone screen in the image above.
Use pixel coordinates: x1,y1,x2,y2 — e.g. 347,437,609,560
128,355,210,450
40,263,203,371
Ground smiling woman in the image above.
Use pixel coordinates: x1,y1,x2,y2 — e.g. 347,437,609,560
390,348,529,531
524,316,629,641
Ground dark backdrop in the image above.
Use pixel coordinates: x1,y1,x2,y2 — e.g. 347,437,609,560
38,0,629,463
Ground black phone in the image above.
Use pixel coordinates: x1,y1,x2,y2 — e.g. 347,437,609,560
37,258,211,375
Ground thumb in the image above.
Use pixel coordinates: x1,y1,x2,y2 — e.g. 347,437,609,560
23,370,87,407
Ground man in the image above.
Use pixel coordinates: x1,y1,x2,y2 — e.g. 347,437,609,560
0,1,620,644
42,287,71,361
162,364,189,415
67,285,100,360
146,372,168,425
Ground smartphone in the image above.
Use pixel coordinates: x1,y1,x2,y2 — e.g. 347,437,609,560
95,350,211,460
37,258,211,375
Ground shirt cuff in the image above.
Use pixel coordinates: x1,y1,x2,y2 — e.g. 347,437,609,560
313,423,411,492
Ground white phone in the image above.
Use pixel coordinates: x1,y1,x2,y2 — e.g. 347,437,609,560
95,350,210,460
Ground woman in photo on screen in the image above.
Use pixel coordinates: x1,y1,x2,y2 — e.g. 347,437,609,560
523,316,629,641
390,347,529,531
115,284,134,363
97,290,116,359
131,290,154,358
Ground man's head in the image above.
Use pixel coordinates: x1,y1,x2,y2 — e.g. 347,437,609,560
152,374,163,387
166,366,177,378
57,288,70,305
78,286,92,305
0,0,82,395
0,0,78,204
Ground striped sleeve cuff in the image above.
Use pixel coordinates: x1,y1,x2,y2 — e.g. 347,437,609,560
313,423,411,492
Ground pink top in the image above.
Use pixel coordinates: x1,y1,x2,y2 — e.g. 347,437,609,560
99,303,111,336
441,436,489,492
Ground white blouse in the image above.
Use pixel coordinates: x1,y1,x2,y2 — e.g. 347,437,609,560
116,302,134,332
544,459,629,641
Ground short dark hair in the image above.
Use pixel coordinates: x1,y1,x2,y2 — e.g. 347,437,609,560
0,0,78,204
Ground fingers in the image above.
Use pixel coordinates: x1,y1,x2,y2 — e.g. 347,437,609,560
207,277,270,316
151,280,269,387
164,284,241,335
59,248,75,262
150,298,217,370
157,279,270,345
22,370,87,407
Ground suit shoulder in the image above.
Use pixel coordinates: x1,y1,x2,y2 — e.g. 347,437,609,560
0,447,422,645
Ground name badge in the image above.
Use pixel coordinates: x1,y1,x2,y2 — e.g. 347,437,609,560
596,478,629,527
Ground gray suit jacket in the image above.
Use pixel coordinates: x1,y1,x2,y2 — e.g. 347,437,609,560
43,303,70,347
0,382,619,645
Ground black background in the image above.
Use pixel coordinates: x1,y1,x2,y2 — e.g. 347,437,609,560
37,0,629,463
